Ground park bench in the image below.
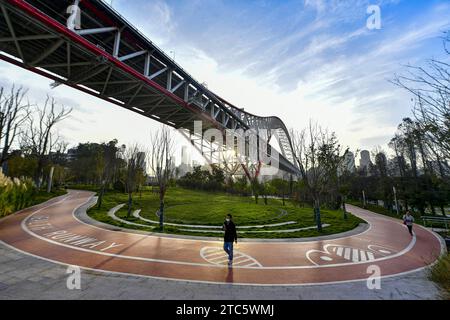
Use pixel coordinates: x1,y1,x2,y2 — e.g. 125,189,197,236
421,216,450,231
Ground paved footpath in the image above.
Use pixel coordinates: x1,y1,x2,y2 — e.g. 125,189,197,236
0,190,446,299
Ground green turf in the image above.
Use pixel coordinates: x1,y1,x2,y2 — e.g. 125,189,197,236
87,187,364,239
31,189,67,207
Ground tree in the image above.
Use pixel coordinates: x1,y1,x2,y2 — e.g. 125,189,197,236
0,86,30,172
148,126,175,230
68,142,105,184
291,121,346,232
392,32,450,164
270,178,289,206
6,152,37,179
123,144,143,217
388,117,448,215
20,96,72,188
98,139,121,209
250,176,261,204
209,165,225,190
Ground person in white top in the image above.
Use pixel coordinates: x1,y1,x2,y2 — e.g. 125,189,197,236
402,211,414,236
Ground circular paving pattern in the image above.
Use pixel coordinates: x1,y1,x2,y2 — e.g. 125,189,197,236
0,190,444,285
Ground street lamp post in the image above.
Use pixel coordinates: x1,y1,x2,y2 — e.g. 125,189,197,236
362,190,366,208
393,186,399,216
343,196,348,220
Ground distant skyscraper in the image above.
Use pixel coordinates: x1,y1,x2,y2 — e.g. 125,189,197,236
359,150,372,170
343,151,356,173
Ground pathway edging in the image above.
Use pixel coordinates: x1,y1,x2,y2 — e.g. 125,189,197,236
77,196,370,243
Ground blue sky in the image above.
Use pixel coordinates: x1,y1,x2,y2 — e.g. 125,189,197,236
1,0,449,163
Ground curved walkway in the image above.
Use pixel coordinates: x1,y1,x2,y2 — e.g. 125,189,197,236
107,204,331,234
132,208,298,229
0,190,445,286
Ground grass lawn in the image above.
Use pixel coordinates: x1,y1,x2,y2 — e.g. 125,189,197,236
31,189,67,206
87,187,364,239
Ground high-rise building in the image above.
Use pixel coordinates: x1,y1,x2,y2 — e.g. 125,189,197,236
137,152,147,173
359,150,372,170
342,151,356,173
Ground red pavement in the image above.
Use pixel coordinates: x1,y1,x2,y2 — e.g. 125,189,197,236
0,190,443,285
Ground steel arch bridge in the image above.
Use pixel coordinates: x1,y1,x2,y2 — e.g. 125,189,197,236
0,0,300,177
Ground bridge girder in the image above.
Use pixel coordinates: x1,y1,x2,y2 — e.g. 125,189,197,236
0,0,301,177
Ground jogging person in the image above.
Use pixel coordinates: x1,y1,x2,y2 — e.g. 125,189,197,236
223,214,237,266
403,210,414,236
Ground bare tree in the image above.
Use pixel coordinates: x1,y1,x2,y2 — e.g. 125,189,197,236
123,144,144,217
291,121,345,231
391,32,450,163
20,96,72,188
0,86,30,172
148,126,175,230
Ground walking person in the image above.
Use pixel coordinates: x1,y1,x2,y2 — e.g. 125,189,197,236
403,210,414,236
223,214,237,266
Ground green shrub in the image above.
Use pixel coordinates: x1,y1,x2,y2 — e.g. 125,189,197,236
430,253,450,298
0,172,36,217
113,180,125,192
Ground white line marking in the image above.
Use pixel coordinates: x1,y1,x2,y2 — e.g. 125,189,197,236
344,248,351,260
233,258,251,265
2,201,445,286
360,250,367,262
13,191,424,270
247,263,260,267
200,247,262,268
215,258,231,264
70,194,372,245
208,255,229,262
305,238,417,267
134,209,297,229
336,247,343,256
203,251,226,258
352,249,359,262
0,239,441,287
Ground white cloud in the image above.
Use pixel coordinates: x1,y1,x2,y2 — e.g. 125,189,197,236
1,0,449,165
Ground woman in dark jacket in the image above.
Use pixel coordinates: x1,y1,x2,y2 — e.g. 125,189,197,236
223,214,238,266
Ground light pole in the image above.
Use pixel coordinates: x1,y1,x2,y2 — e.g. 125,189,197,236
393,186,399,216
362,190,366,208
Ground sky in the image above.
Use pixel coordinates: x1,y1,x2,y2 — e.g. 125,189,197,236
1,0,449,165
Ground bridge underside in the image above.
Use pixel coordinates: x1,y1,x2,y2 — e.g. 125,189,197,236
0,0,300,176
